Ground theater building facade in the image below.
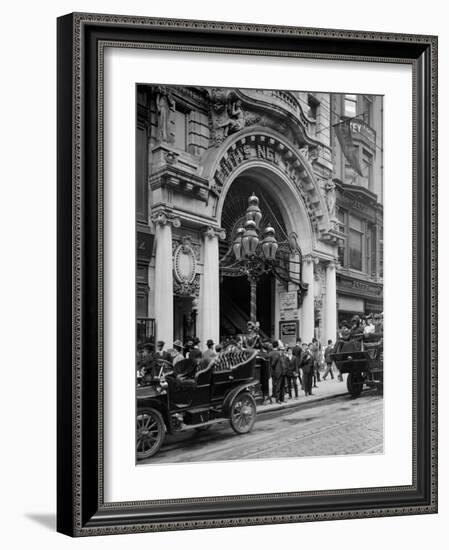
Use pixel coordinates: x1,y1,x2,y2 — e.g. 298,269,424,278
136,86,383,348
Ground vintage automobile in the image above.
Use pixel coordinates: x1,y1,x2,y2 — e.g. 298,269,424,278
330,333,383,397
136,348,259,460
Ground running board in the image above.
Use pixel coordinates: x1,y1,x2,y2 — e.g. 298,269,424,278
179,418,227,431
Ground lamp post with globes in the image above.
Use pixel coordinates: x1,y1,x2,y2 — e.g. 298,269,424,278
231,193,279,323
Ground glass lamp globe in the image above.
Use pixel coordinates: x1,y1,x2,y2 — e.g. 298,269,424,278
232,227,245,261
245,193,263,228
241,219,259,257
261,224,278,260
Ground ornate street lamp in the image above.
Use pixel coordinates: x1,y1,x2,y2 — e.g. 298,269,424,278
232,227,245,261
241,219,259,257
261,224,278,260
231,194,279,323
245,193,263,227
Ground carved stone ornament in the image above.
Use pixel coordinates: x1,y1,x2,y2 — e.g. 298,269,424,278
173,239,197,285
324,178,337,217
211,133,325,235
203,226,226,240
173,274,200,298
209,89,247,145
155,86,175,144
151,209,181,228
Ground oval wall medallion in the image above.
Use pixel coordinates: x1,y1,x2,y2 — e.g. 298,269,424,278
173,243,197,284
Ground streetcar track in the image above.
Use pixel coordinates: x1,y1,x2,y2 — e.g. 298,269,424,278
146,397,383,464
225,410,382,460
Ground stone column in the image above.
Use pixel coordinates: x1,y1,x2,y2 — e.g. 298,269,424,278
301,254,315,342
200,227,224,347
325,260,337,344
153,211,180,348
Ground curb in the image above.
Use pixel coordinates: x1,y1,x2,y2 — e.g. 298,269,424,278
257,390,349,415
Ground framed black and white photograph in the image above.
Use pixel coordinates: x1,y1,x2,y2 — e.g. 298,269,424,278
134,84,385,465
57,12,437,536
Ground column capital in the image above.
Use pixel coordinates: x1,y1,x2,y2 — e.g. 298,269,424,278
151,208,181,228
202,225,226,241
303,253,319,265
326,258,338,269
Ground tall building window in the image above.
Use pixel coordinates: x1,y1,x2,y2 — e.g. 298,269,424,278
344,94,357,117
173,108,188,151
336,207,347,267
136,122,148,223
362,148,374,190
362,95,373,125
369,224,377,277
379,232,384,278
349,215,364,271
307,94,320,119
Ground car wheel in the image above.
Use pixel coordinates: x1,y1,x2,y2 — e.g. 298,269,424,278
136,408,166,460
229,392,257,434
347,373,363,397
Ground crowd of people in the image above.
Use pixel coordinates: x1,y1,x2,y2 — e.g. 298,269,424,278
137,313,383,401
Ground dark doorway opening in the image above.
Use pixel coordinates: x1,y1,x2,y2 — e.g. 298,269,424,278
219,273,274,340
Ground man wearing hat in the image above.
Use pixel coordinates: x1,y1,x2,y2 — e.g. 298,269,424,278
172,340,185,366
203,339,217,364
301,343,315,396
139,341,159,379
155,340,171,361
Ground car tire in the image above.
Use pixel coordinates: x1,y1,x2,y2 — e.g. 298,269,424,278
347,373,364,397
229,392,257,434
136,407,166,460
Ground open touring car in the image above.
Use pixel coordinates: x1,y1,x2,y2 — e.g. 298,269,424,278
136,348,259,460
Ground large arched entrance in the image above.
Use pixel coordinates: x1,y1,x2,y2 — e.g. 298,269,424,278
219,168,295,340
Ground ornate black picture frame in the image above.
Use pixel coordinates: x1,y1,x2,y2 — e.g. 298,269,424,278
57,12,437,536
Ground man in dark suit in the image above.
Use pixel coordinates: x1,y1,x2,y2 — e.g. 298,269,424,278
291,338,303,389
269,340,286,403
301,343,315,396
259,341,273,404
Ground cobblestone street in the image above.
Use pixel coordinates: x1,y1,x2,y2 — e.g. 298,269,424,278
141,390,383,465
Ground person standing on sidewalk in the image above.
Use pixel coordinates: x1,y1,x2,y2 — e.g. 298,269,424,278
291,338,304,390
269,340,286,404
311,337,321,387
285,346,299,398
322,339,335,380
259,341,273,404
301,343,315,396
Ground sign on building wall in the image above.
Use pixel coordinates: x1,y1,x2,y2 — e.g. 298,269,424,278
279,320,299,346
279,291,298,310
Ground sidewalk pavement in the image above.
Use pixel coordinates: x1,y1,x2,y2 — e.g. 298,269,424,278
257,374,348,415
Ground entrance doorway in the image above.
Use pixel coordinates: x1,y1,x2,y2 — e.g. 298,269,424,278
173,296,197,344
219,172,287,341
219,272,274,339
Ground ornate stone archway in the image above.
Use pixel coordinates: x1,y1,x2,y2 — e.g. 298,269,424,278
201,126,340,247
198,127,339,342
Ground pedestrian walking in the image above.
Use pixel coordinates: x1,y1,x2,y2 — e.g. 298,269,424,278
322,339,335,380
301,343,315,396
